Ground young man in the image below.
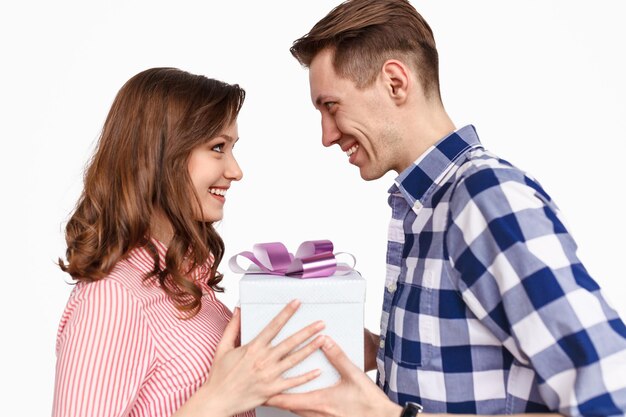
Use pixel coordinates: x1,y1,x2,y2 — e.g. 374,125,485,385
267,1,626,417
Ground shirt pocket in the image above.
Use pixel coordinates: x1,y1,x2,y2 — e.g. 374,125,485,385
385,281,432,368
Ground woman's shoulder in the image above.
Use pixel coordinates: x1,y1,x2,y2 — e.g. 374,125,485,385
59,249,161,323
61,266,145,321
65,258,149,303
55,271,153,354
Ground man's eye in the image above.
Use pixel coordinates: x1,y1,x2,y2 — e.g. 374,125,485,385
211,143,224,153
324,102,336,110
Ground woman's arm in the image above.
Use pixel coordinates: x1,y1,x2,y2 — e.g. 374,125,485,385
52,281,155,417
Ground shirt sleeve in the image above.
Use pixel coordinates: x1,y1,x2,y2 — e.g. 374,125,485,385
445,164,626,417
53,279,155,417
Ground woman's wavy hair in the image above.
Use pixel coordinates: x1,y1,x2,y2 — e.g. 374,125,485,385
59,67,246,317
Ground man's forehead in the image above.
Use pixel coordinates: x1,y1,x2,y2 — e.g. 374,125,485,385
308,50,338,106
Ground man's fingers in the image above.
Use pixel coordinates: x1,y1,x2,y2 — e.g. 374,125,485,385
253,299,301,345
266,391,319,411
320,336,360,376
215,307,241,357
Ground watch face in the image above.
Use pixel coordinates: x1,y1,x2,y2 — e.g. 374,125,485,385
402,402,424,417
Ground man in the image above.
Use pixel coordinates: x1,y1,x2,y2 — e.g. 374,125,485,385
267,1,626,417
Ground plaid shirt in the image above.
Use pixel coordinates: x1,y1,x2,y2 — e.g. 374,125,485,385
376,125,626,416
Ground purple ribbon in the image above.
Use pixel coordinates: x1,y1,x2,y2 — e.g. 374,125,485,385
228,240,356,278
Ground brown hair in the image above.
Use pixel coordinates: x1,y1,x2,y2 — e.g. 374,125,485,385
290,0,440,99
59,67,245,317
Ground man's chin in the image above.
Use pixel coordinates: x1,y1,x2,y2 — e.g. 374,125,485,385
358,166,386,181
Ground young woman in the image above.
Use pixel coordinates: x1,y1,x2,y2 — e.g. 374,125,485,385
53,67,325,417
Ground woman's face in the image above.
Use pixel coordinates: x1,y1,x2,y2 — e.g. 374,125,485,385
187,121,243,222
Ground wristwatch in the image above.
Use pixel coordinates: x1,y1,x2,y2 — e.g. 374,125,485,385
400,402,423,417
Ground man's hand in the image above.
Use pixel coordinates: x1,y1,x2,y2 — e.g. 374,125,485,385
267,336,402,417
364,328,380,372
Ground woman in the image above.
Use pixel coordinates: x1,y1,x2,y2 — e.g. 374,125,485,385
53,67,324,417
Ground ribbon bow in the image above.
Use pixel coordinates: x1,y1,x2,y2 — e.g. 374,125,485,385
228,240,356,278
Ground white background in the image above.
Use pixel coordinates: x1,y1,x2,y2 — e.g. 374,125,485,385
1,1,625,415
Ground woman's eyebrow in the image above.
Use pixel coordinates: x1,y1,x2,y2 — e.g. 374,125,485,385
216,134,239,142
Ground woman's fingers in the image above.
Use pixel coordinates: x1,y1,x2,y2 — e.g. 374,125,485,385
245,301,327,392
276,368,323,394
214,307,241,358
253,299,301,346
276,334,326,374
271,320,325,360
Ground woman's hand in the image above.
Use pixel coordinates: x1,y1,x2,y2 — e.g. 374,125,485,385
175,299,325,417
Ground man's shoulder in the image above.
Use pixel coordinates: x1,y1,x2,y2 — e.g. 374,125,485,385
447,148,555,213
455,148,545,191
455,148,521,180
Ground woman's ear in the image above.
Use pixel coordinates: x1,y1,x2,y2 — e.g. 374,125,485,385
381,59,410,105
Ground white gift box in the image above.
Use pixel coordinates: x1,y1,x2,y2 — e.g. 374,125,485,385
239,270,366,417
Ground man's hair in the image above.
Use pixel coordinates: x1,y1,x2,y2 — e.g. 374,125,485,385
290,0,440,99
59,67,245,318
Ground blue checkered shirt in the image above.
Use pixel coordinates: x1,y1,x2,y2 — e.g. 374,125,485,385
376,125,626,416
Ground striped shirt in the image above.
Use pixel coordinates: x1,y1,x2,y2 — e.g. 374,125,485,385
53,239,255,417
377,125,626,416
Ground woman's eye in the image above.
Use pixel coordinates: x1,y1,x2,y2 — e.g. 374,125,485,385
211,143,224,153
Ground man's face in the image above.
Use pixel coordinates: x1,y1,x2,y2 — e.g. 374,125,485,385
308,48,403,180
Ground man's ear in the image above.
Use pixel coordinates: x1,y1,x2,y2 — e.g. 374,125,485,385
381,59,410,104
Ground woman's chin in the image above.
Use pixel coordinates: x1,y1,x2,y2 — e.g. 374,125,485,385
196,211,223,223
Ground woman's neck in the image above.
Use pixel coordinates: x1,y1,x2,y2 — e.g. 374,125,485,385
150,209,174,246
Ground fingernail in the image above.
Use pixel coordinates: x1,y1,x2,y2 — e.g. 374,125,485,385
323,336,335,351
315,321,325,330
232,307,240,317
290,299,301,308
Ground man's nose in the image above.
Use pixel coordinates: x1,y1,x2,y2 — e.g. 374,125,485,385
321,115,341,147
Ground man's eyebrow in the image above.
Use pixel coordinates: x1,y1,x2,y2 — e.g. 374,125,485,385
315,95,328,107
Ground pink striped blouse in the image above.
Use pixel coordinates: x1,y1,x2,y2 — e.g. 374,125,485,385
52,240,255,417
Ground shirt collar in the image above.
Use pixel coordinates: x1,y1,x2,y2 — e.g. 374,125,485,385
125,237,215,284
389,124,482,207
125,237,169,273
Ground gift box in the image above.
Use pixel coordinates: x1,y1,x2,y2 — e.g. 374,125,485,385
231,241,366,417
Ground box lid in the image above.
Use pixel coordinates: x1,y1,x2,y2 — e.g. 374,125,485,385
239,270,365,304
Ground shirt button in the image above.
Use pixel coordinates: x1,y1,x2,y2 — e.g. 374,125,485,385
387,282,397,293
379,339,385,349
414,200,423,210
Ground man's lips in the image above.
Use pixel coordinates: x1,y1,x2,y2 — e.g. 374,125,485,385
340,141,359,157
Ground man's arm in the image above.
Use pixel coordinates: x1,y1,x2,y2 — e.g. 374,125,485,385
445,165,626,417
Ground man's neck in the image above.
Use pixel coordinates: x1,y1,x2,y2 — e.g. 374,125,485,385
395,107,455,173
